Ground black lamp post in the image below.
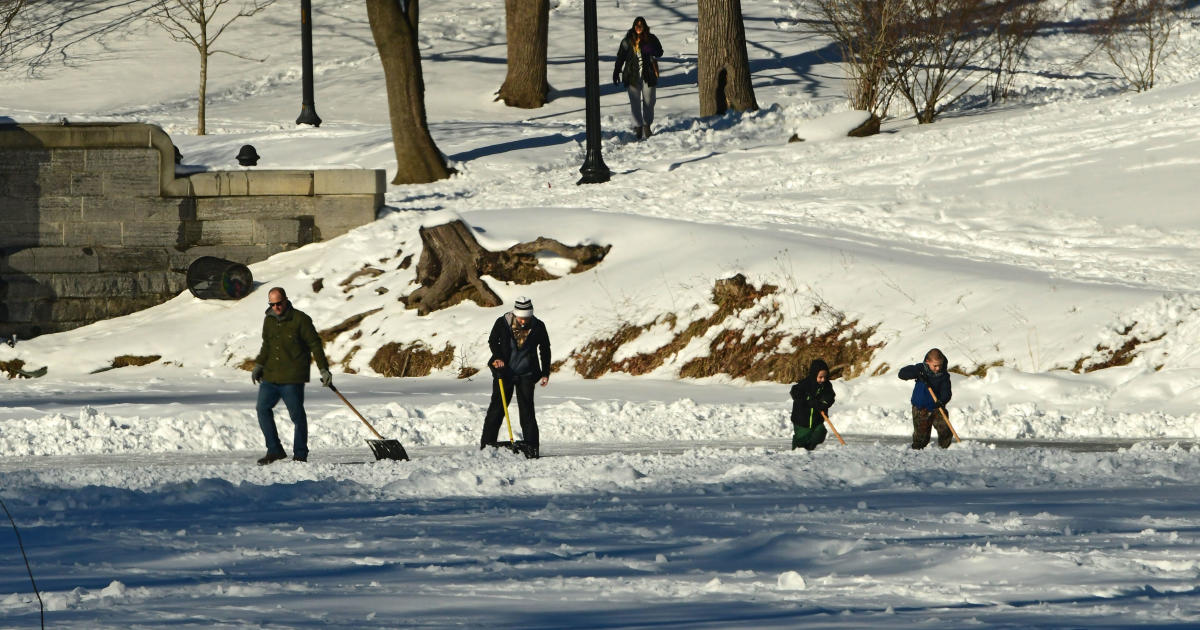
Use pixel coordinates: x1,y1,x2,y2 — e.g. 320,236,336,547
296,0,322,127
577,0,610,184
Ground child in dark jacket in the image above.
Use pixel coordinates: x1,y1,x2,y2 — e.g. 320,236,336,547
790,359,835,451
897,348,953,449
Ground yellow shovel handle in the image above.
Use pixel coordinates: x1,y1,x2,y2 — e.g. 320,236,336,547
498,376,515,443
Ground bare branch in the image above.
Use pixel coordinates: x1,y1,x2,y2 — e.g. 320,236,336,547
3,1,170,74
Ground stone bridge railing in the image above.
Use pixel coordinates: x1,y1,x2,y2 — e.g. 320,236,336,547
0,122,384,338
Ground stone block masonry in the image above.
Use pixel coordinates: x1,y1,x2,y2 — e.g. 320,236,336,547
0,122,384,338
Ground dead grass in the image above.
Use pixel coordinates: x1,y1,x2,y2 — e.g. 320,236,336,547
566,274,884,383
340,265,384,292
679,315,882,382
570,322,651,379
339,345,362,374
1071,332,1165,373
369,341,455,377
320,308,383,343
949,359,1004,378
110,355,162,368
1,359,27,379
458,366,480,379
567,275,775,379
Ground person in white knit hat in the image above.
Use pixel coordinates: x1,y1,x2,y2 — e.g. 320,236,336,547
480,296,551,458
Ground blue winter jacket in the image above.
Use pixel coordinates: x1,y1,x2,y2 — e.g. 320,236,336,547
898,362,952,410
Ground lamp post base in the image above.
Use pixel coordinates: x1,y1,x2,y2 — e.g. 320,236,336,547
577,150,610,185
296,105,322,127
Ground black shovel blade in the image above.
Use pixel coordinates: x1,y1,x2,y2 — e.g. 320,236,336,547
366,438,409,461
491,440,539,459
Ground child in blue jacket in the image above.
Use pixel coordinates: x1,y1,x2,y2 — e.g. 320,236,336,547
790,359,835,450
898,348,953,449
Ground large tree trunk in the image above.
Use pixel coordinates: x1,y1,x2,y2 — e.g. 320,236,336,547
697,0,758,116
366,0,450,185
496,0,550,108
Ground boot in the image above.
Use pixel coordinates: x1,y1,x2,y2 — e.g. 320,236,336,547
633,126,644,139
257,451,287,466
643,124,652,138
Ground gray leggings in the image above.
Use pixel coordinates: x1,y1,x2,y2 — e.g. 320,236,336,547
626,83,656,127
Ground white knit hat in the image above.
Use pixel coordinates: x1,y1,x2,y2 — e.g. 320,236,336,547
512,296,533,318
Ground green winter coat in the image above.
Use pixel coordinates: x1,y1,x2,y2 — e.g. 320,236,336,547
254,304,329,384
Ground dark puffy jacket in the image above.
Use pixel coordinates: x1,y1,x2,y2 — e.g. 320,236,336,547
898,362,952,410
488,314,551,379
255,303,329,384
614,32,663,88
790,359,835,429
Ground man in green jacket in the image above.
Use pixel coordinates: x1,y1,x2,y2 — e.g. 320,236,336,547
251,286,331,465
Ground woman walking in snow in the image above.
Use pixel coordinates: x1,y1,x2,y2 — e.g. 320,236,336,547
790,359,836,451
613,16,663,140
898,348,953,449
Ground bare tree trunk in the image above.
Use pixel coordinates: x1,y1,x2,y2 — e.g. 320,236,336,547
697,0,758,116
198,43,207,135
366,0,450,185
496,0,549,108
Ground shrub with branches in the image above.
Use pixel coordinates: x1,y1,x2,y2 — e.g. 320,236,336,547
889,0,1007,124
1,1,171,76
806,0,1054,123
806,0,906,116
1093,0,1183,92
988,0,1053,102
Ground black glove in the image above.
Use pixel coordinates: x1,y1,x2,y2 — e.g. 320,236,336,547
915,366,932,385
320,369,332,388
612,70,620,85
251,365,263,385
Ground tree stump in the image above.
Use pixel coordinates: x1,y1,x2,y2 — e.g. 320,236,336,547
403,220,611,315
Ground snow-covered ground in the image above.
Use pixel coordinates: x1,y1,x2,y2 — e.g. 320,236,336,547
2,0,1199,627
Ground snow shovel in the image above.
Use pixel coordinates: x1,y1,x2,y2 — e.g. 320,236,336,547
489,377,536,458
927,386,962,443
820,411,846,446
329,384,409,461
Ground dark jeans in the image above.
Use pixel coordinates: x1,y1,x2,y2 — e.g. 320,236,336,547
257,381,308,459
912,405,952,449
481,374,539,447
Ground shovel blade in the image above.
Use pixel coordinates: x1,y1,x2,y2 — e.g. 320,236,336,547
366,438,409,461
490,440,539,459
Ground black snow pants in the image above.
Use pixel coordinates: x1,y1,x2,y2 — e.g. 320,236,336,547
481,374,539,448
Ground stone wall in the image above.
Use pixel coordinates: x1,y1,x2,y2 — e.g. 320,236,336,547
0,122,384,338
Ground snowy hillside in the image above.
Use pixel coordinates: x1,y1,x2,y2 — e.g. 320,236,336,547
2,1,1200,628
